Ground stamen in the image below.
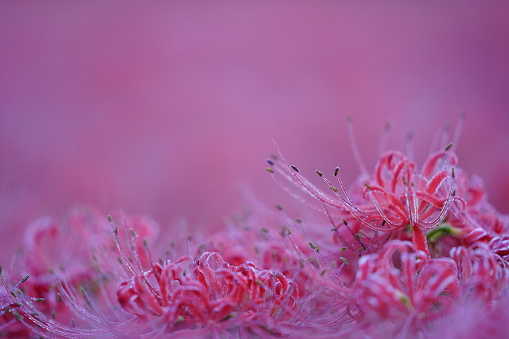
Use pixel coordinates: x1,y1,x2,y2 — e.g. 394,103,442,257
347,116,368,175
378,120,392,155
406,131,414,160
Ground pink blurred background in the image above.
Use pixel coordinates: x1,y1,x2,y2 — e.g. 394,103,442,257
1,2,508,262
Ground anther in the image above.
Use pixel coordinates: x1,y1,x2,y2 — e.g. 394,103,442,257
12,310,23,320
385,120,392,132
21,275,30,283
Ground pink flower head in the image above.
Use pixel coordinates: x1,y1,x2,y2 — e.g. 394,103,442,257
1,273,34,337
0,206,160,337
4,206,112,332
347,239,508,337
451,243,509,303
203,203,319,299
116,251,299,337
354,241,460,327
267,141,469,258
0,272,88,338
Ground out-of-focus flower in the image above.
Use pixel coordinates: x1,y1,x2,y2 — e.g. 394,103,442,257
0,206,160,337
1,273,33,337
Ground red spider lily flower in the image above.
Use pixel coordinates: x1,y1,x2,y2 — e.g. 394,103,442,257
428,170,509,257
116,251,299,337
450,243,509,303
204,204,318,298
44,214,302,338
353,241,460,333
2,207,112,335
0,206,160,337
1,273,34,337
1,272,98,338
347,240,508,338
267,143,468,258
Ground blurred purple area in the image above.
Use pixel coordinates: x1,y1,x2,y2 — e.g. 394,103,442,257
1,2,508,261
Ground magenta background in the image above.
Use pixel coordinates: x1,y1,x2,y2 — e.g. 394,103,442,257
1,2,509,262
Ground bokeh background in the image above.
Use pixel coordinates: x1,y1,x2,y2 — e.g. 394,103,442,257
1,2,508,262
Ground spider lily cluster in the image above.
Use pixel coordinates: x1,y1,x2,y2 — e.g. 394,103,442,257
1,123,508,338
